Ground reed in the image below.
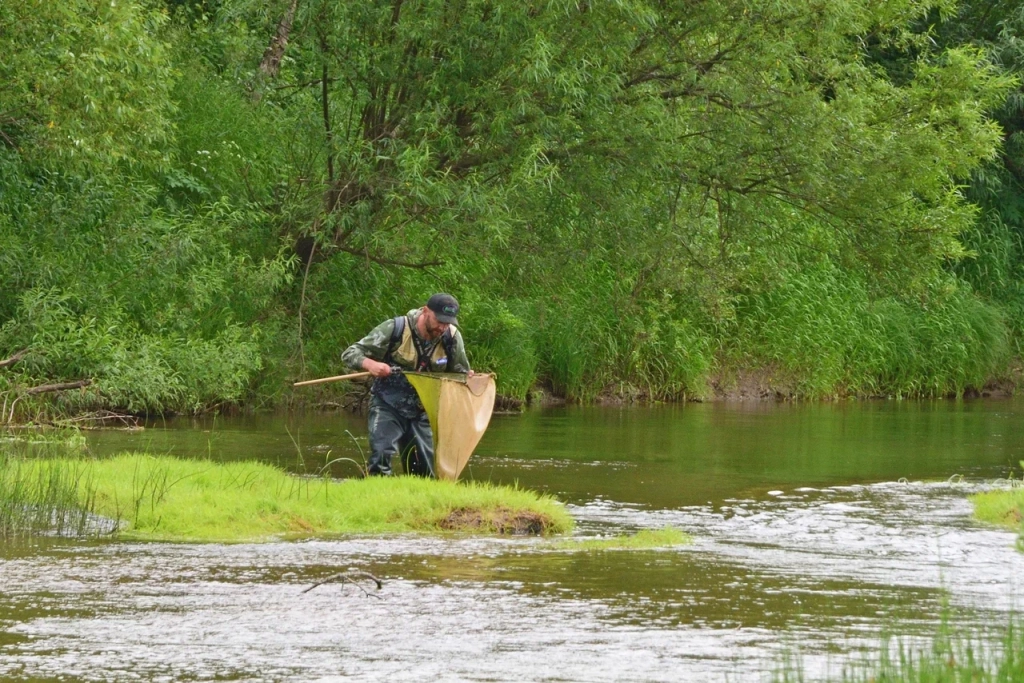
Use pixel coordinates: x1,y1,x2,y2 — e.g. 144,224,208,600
775,620,1024,682
0,452,100,539
731,265,1011,398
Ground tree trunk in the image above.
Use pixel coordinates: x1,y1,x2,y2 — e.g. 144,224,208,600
259,0,300,79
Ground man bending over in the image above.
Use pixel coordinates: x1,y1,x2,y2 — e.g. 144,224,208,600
341,293,471,476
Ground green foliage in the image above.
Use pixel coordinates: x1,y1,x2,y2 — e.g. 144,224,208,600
530,273,713,401
459,298,537,401
731,263,1010,397
0,195,291,413
626,297,715,401
2,0,1023,412
0,4,294,414
941,2,1024,353
0,0,176,171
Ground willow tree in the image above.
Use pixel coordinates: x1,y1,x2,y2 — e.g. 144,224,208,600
0,0,1014,410
936,1,1024,347
0,0,290,413
242,0,1008,394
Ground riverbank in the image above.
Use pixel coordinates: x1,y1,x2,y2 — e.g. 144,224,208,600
287,365,1022,417
2,356,1021,427
0,453,572,542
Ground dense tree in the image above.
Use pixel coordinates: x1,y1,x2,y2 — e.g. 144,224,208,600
940,2,1024,343
0,0,1019,414
0,0,290,412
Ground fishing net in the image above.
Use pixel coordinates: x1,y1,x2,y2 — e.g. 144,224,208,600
405,373,496,480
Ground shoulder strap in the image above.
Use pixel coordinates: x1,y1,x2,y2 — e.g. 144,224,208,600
384,315,405,363
441,327,456,371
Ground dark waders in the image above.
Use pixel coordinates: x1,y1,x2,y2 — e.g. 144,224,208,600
364,314,453,478
367,395,435,477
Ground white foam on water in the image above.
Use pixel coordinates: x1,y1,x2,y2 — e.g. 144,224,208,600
0,480,1021,682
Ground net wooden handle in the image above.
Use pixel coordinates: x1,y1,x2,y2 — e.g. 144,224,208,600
293,370,493,388
292,371,371,387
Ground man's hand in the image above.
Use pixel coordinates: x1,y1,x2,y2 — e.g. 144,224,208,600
362,359,392,378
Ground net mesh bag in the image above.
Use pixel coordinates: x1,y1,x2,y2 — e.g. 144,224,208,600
405,373,496,480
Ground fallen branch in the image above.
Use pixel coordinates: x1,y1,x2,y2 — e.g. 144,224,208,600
0,127,18,150
50,411,140,430
0,349,29,369
301,570,383,598
24,379,92,395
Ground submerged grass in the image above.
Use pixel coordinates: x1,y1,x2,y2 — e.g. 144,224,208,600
0,453,99,539
548,527,691,551
4,453,573,542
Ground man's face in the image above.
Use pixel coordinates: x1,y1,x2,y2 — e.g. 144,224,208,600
422,308,450,340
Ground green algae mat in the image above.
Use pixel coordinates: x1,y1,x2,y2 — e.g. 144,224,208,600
6,454,573,542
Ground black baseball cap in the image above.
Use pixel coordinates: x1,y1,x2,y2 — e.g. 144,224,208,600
427,293,460,324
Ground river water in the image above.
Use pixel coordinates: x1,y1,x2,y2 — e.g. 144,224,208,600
2,399,1023,681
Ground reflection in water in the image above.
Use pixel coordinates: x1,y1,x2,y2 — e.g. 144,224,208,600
85,399,1024,505
2,400,1023,680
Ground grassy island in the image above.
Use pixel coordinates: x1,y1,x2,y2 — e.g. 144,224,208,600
0,454,573,542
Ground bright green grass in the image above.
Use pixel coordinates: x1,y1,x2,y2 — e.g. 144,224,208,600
10,453,573,542
775,621,1024,682
0,452,97,539
548,527,690,551
970,487,1024,531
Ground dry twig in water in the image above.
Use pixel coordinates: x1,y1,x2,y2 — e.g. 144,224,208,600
301,570,383,598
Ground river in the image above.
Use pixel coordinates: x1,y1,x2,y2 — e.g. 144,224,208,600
2,399,1023,681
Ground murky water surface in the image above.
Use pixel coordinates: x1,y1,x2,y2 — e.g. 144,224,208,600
3,400,1024,681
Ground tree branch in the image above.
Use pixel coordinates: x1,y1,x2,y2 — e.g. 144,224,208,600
24,379,92,396
321,56,335,187
0,349,29,369
338,245,443,269
302,570,383,597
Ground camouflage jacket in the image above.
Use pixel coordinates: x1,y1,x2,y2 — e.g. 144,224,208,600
341,309,470,416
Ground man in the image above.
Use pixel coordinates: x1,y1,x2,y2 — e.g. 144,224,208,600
341,293,471,477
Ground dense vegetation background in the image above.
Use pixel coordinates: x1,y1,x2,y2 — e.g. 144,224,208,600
2,0,1023,415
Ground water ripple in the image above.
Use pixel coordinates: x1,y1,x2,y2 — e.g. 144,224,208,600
0,480,1020,682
